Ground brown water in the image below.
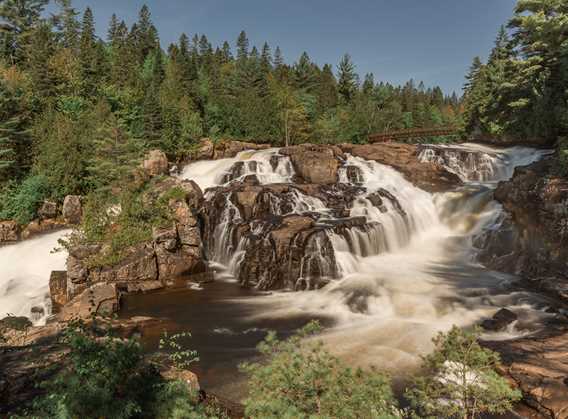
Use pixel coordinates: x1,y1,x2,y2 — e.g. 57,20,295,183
120,278,333,399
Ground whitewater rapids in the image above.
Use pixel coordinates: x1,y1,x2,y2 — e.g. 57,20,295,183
0,230,70,325
179,143,553,372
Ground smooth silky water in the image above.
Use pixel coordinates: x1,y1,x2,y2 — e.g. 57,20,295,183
0,229,71,325
124,144,555,399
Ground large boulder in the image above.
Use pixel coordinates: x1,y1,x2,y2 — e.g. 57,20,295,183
49,271,68,314
339,143,462,192
38,201,58,219
280,144,343,184
62,195,82,225
0,221,20,242
59,283,120,321
142,150,169,176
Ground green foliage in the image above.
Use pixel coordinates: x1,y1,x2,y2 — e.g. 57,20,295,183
27,321,219,419
556,137,568,177
33,322,159,419
76,180,176,268
464,1,568,143
0,0,463,220
0,174,49,224
159,331,200,370
241,321,401,419
405,326,522,419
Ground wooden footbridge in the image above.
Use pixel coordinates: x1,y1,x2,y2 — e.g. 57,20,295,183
368,126,459,143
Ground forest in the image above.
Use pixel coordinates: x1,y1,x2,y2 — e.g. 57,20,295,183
0,0,462,224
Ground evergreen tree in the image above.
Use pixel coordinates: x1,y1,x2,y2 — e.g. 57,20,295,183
0,0,49,63
78,7,99,97
337,53,357,103
56,0,80,51
236,30,249,63
260,42,272,74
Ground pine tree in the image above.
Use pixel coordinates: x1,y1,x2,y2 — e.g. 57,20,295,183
274,46,284,68
55,0,80,51
236,30,249,63
88,102,140,190
260,42,272,74
107,14,120,45
78,7,99,97
294,52,317,92
337,53,357,103
25,22,57,99
221,41,232,63
0,0,49,63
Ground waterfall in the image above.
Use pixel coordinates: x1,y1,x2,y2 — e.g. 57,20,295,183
194,143,553,372
418,143,551,183
0,229,70,325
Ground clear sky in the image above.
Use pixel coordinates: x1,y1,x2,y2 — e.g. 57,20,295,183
51,0,518,95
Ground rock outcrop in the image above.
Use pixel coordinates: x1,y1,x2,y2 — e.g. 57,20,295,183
0,220,20,242
339,143,462,192
483,325,568,419
191,138,270,161
476,157,568,303
280,144,343,184
201,174,406,290
60,176,206,309
62,195,82,225
142,149,169,176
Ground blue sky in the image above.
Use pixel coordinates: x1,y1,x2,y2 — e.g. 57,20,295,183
50,0,517,94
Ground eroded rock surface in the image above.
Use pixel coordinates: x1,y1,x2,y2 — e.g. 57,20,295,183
340,142,462,192
476,157,568,303
483,325,568,419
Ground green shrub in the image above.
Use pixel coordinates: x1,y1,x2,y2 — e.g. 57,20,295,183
241,321,401,419
557,137,568,177
0,174,50,224
75,181,176,268
405,326,522,419
28,322,220,419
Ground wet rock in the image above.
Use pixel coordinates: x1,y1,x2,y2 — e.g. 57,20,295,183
483,326,568,418
21,219,66,240
477,157,568,303
345,165,364,185
60,283,120,321
0,220,20,242
481,308,518,331
62,195,82,225
339,143,462,192
126,281,164,293
280,144,343,184
38,201,58,219
49,271,68,314
142,149,169,176
212,139,270,159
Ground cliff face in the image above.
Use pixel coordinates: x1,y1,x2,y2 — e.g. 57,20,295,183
476,157,568,302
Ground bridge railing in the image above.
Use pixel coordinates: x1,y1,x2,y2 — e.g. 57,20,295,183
368,126,459,143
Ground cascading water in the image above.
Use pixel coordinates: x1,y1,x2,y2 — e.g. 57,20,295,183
178,142,554,373
0,229,70,325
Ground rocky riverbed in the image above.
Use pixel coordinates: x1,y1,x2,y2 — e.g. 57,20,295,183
2,139,568,418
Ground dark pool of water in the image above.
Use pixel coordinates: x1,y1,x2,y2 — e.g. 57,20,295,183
120,278,332,400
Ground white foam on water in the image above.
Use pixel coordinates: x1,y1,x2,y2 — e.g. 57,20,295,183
0,229,71,325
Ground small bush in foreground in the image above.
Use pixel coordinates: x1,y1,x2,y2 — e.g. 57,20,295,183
405,326,521,419
240,321,401,419
26,322,221,419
